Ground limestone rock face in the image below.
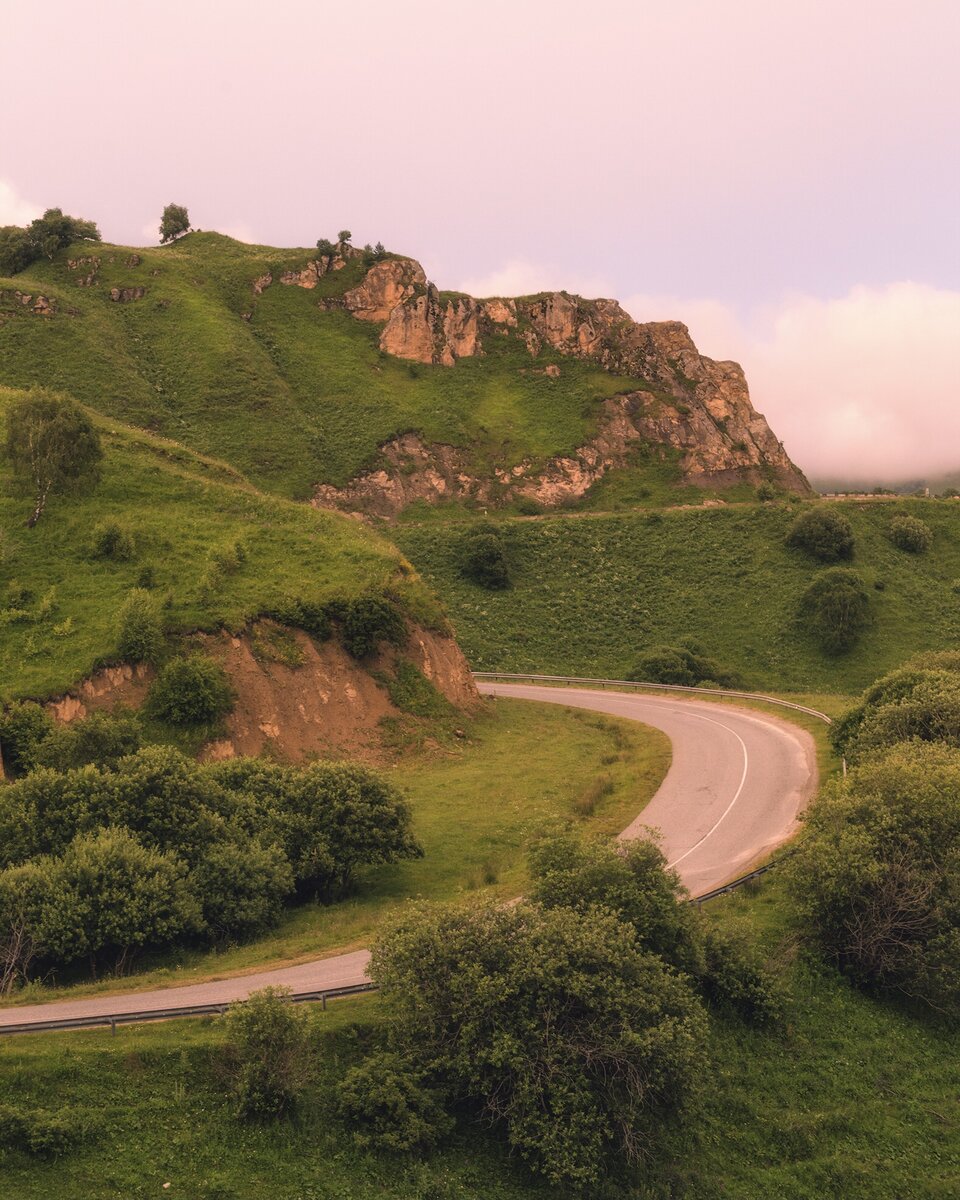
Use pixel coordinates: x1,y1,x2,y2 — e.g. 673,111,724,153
308,257,809,511
343,257,426,321
109,286,146,303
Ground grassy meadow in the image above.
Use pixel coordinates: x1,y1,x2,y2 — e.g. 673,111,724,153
396,499,960,693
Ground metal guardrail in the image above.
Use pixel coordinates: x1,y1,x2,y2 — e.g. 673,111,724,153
472,671,834,724
0,982,377,1037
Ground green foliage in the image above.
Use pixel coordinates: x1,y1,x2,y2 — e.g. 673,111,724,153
459,524,510,589
4,389,102,526
261,594,332,641
159,203,190,244
528,828,785,1026
0,208,100,275
629,641,740,688
116,587,164,664
397,500,960,692
337,230,352,245
370,899,707,1187
337,1051,453,1151
384,660,452,719
223,987,310,1119
334,594,407,658
32,709,142,771
146,654,234,726
785,507,855,562
316,237,335,256
0,746,422,975
0,701,54,776
888,514,933,553
0,1103,91,1158
90,518,136,561
788,742,960,1012
799,567,870,654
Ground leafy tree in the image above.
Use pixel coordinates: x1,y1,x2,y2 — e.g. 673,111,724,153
460,524,511,589
0,226,35,275
158,203,190,244
0,209,100,275
116,588,164,663
799,567,870,654
4,390,102,526
223,987,310,1118
27,209,100,259
788,742,960,1012
189,836,292,939
785,507,855,562
146,654,233,725
888,514,933,553
316,237,336,257
337,229,352,245
370,900,707,1187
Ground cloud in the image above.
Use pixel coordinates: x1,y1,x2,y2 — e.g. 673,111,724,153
0,180,41,226
456,259,614,301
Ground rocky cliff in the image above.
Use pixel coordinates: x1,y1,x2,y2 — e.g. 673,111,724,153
311,257,808,515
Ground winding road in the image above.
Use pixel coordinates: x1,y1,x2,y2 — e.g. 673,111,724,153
0,684,817,1031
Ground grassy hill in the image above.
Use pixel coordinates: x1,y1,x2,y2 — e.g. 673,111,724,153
0,387,441,702
0,234,642,500
396,499,960,693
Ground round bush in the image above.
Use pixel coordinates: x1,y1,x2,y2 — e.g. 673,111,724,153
888,514,933,553
90,519,135,561
223,987,310,1119
116,588,163,664
337,1052,453,1151
146,655,233,725
799,567,870,654
460,525,511,589
785,508,855,562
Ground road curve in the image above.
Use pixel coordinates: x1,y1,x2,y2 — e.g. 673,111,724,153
0,685,816,1030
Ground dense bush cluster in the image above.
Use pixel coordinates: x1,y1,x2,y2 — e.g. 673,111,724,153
0,748,421,987
629,641,740,688
223,987,310,1118
785,507,855,562
831,652,960,762
789,743,960,1012
345,829,783,1187
0,208,100,276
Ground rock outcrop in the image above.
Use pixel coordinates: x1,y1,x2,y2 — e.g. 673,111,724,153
308,257,808,513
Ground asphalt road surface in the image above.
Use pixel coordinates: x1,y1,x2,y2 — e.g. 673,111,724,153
0,684,816,1030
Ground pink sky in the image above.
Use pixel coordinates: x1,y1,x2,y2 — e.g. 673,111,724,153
3,0,958,481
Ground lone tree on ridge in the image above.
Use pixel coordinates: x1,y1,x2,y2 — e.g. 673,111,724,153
159,204,191,244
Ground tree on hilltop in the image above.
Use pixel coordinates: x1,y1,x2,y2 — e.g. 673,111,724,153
0,209,100,276
4,389,102,527
159,204,191,244
337,229,352,245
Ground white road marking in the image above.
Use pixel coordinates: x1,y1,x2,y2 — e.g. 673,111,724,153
665,710,750,869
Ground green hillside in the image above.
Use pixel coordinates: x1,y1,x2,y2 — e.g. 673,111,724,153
396,499,960,693
0,234,639,500
0,387,440,701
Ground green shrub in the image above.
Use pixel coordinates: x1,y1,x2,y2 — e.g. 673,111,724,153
788,742,960,1012
699,925,786,1027
90,519,136,561
628,642,740,688
189,837,293,940
785,508,855,562
116,588,164,664
460,524,511,589
384,660,451,718
888,514,933,553
33,709,142,771
263,595,332,640
371,900,707,1188
334,595,407,659
223,987,310,1119
755,482,778,502
146,655,233,725
514,495,543,516
0,701,54,776
0,1103,91,1157
799,567,870,654
136,563,157,589
337,1052,453,1151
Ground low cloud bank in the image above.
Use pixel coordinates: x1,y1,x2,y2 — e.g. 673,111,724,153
461,261,960,484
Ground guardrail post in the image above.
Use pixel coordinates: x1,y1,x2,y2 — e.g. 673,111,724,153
110,1018,116,1038
321,993,327,1011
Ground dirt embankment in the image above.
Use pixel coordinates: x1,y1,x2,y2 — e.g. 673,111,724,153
45,623,479,764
